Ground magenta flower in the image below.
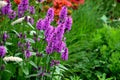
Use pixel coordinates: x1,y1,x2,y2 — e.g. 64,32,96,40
64,16,72,31
1,2,11,15
29,6,35,14
0,46,7,57
7,10,16,20
25,50,31,58
36,6,72,59
61,47,68,60
46,8,54,22
36,19,44,30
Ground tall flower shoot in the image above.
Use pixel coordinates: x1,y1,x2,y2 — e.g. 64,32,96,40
46,8,54,22
36,6,72,60
59,6,68,24
64,16,72,31
0,46,7,58
29,6,35,14
2,32,9,43
1,1,11,15
36,19,44,30
8,10,16,20
18,0,29,18
25,49,31,58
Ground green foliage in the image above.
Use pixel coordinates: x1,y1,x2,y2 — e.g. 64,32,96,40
64,24,120,79
97,73,114,80
109,51,120,76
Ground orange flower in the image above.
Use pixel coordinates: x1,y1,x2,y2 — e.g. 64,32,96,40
4,0,21,4
53,0,72,16
54,0,72,7
70,0,84,5
14,0,21,5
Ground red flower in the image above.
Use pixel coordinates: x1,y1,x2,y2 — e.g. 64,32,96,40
14,0,21,5
71,0,84,5
4,0,21,4
53,0,72,16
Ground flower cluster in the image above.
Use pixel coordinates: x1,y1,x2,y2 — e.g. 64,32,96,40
50,60,60,66
18,0,29,17
53,0,85,16
14,0,21,5
53,0,72,16
71,0,84,5
17,32,32,58
0,0,35,21
3,56,23,62
1,0,17,19
11,16,34,25
0,32,9,45
36,6,72,60
0,46,7,57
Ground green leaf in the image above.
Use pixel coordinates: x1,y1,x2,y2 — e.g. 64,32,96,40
25,74,38,78
4,70,12,74
29,61,37,68
58,64,68,71
25,38,35,43
27,22,35,29
30,30,36,36
23,67,29,75
31,52,36,56
6,42,13,45
100,15,107,23
11,30,19,36
15,53,22,56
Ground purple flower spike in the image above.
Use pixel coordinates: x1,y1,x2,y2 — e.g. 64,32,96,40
0,46,7,57
3,32,8,42
55,41,66,53
18,41,22,47
44,26,54,41
36,7,73,60
56,24,65,40
21,0,29,11
25,50,31,58
46,8,54,22
46,45,54,54
8,10,16,19
59,6,67,23
18,5,24,18
64,16,72,31
18,0,29,18
18,33,23,38
28,17,34,24
26,41,31,49
36,19,44,30
1,2,11,15
43,17,50,30
50,60,60,66
29,6,35,14
61,47,68,60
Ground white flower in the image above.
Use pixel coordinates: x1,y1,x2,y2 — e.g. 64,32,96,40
11,17,25,25
11,16,32,25
0,1,7,9
3,56,23,62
